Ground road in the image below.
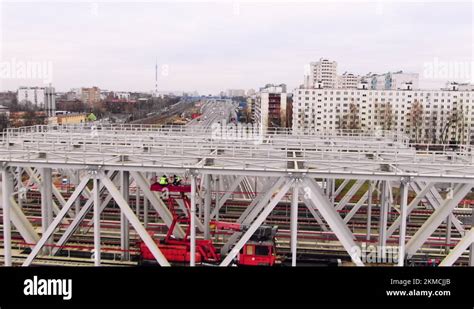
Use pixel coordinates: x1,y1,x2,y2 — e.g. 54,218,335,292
187,98,237,131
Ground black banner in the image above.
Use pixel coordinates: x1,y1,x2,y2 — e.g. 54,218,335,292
0,267,472,307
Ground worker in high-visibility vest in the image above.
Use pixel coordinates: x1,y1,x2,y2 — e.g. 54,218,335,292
159,175,169,186
172,175,182,186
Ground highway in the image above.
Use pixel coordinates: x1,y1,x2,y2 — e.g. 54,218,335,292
187,98,237,131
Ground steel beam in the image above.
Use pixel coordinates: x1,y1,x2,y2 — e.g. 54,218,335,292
100,172,170,266
299,189,328,231
93,176,101,266
343,188,370,223
378,181,389,248
22,175,89,266
2,168,13,266
190,174,196,266
406,183,473,257
439,228,474,266
204,174,211,239
336,180,365,211
220,178,294,266
40,168,53,254
386,182,434,237
302,178,364,266
413,181,464,234
25,167,72,220
366,181,373,241
51,170,118,256
210,175,244,219
121,171,130,260
220,177,285,255
397,179,409,266
291,182,299,266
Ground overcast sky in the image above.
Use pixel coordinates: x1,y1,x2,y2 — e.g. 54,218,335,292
0,1,472,94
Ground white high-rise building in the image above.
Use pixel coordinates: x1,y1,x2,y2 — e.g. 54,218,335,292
18,86,56,116
292,87,474,144
307,58,338,89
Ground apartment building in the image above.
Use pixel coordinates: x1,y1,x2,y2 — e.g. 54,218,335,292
81,86,101,106
292,87,474,144
308,58,338,89
254,84,289,130
17,86,56,116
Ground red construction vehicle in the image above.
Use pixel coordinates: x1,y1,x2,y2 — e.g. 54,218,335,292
210,221,278,266
139,183,221,264
140,181,278,266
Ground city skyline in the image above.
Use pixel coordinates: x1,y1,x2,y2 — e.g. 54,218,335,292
0,1,472,94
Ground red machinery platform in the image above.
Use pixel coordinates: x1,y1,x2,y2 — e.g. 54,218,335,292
150,183,191,193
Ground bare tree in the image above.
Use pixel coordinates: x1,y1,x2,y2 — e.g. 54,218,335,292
441,103,466,144
377,101,394,131
347,101,361,130
408,99,423,143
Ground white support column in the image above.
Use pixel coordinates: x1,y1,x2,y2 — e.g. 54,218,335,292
330,178,335,206
135,186,140,217
74,171,81,215
190,174,197,266
120,171,130,260
144,194,149,228
445,215,452,252
40,167,53,254
397,178,409,266
366,181,372,241
470,207,474,266
378,181,389,248
143,173,149,228
2,167,12,266
204,174,212,240
93,175,101,266
100,172,170,266
16,167,22,209
291,181,299,266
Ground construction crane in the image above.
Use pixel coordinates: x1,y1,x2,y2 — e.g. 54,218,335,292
138,181,279,266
